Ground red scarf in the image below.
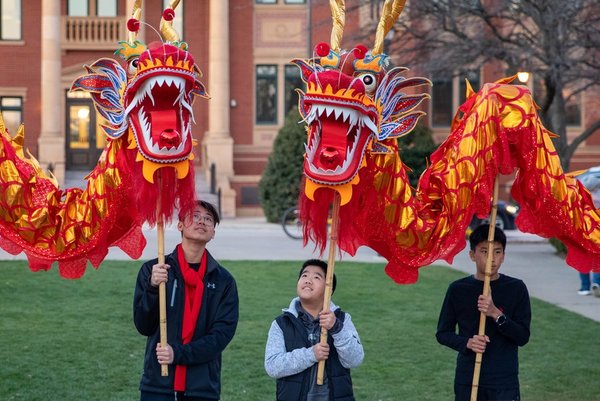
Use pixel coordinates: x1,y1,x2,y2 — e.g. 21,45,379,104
174,244,207,391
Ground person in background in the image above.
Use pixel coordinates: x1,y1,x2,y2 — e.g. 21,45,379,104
577,272,600,297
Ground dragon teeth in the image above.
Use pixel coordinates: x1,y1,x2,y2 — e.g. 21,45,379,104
309,105,361,130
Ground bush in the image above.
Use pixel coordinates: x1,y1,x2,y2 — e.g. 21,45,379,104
259,108,306,222
549,237,567,256
398,124,439,188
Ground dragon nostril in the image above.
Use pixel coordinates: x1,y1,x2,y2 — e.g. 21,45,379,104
320,148,340,168
159,129,181,148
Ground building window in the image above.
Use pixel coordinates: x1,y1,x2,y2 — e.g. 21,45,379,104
284,65,302,117
431,70,481,127
255,0,306,3
241,186,260,206
68,0,117,17
68,0,89,16
0,96,22,135
256,65,278,124
431,75,452,127
533,78,582,127
163,0,184,40
1,0,21,40
97,0,117,17
565,93,582,127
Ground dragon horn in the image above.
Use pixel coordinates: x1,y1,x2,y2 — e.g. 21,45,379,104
160,0,181,43
128,0,142,45
372,0,406,55
329,0,345,53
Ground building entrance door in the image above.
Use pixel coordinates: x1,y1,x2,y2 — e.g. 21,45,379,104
65,95,105,170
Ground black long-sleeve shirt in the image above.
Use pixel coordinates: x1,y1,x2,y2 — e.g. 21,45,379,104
436,274,531,388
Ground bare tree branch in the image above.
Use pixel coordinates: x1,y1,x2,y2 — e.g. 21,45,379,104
361,0,600,170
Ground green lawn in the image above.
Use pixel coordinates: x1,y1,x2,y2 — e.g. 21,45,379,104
1,260,598,401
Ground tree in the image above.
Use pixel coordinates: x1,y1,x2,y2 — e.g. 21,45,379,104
259,108,306,223
393,0,600,171
398,124,439,188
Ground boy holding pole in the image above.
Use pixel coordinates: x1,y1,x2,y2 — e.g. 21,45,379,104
264,259,364,401
436,224,531,401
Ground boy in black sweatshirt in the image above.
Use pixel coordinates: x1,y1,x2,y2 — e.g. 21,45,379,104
436,224,531,401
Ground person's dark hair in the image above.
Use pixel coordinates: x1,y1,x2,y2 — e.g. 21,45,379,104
178,200,220,226
469,224,506,251
299,259,337,294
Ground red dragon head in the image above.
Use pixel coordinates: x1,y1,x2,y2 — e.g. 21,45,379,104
70,0,208,223
293,0,430,204
71,0,207,183
121,40,206,168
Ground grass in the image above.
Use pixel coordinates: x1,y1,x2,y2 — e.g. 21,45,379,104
1,260,599,401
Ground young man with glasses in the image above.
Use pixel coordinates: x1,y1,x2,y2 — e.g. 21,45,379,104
134,201,239,401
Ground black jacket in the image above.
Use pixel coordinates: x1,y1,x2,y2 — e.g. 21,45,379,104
133,247,239,399
275,309,355,401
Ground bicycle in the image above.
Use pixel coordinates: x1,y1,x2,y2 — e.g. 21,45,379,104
281,206,303,240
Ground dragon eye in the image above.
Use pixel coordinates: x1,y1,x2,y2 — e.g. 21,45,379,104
360,74,377,93
127,58,139,75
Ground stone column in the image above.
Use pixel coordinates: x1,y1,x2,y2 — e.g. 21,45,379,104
38,0,65,183
203,0,236,217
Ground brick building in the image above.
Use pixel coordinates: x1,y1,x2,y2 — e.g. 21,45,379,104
2,1,598,217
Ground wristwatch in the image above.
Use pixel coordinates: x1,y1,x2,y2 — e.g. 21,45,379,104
495,313,507,326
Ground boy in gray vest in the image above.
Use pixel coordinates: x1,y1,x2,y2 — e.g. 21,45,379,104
265,259,364,401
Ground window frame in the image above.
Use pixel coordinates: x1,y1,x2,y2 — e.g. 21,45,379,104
430,69,481,128
0,95,23,135
67,0,89,16
96,0,118,17
1,0,22,41
255,64,279,125
284,64,302,118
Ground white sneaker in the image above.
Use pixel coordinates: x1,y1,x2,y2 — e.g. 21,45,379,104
578,289,591,296
592,283,600,298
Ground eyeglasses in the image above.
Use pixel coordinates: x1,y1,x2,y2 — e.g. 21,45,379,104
191,212,215,226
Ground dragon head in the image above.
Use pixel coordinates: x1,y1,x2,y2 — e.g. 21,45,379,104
119,39,207,169
70,0,208,183
294,0,430,204
68,0,207,223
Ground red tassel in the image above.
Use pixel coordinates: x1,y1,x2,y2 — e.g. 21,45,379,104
163,8,175,21
127,18,140,32
315,42,330,57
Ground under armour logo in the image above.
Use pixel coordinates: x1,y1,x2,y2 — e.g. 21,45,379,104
207,283,216,289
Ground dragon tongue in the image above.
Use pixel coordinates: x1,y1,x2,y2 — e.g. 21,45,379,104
317,118,348,169
150,110,181,148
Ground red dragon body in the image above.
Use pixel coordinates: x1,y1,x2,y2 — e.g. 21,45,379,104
298,1,600,283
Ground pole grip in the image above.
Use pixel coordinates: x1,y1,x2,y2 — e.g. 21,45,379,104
316,192,341,385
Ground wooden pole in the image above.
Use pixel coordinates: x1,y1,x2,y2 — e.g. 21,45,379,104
157,173,169,377
470,178,500,401
316,192,341,385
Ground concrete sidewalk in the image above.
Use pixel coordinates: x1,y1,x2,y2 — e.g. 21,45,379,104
131,216,600,322
2,216,598,322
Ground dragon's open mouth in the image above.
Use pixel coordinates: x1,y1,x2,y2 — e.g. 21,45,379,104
126,74,194,163
304,101,378,185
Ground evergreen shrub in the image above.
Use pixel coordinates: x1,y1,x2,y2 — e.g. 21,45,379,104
259,108,306,222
